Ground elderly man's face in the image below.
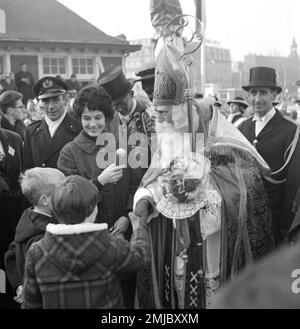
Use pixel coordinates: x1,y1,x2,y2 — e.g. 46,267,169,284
154,104,201,134
39,95,65,121
249,87,276,117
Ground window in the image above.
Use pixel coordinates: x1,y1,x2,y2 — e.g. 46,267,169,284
72,57,94,75
43,57,66,75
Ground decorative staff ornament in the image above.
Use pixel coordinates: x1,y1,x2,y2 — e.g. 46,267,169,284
164,14,205,152
164,14,205,67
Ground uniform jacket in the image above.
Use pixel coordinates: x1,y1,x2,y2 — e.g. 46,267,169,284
57,130,131,229
239,110,298,242
22,222,150,309
23,111,82,170
5,208,58,291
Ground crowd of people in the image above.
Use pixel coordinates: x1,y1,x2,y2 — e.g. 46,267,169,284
1,28,300,310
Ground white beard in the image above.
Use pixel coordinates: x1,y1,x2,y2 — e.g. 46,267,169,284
155,119,175,135
152,119,192,169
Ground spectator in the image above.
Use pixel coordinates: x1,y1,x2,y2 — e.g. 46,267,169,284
239,67,300,245
0,120,23,308
227,97,249,127
22,175,149,309
14,64,35,105
65,73,80,93
0,73,17,93
5,167,65,305
0,90,26,140
23,76,81,170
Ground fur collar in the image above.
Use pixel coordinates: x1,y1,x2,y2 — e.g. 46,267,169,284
46,222,108,235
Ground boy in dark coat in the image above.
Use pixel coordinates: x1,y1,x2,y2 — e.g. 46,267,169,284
5,167,65,304
22,175,149,309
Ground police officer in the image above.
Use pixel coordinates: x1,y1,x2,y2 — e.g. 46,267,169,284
23,76,81,170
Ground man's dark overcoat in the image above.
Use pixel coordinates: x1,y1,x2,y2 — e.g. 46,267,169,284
23,112,81,170
239,110,298,243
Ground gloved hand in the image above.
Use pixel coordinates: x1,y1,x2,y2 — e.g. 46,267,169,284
134,199,149,221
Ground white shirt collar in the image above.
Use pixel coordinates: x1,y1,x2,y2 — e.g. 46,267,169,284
45,110,67,137
252,107,276,122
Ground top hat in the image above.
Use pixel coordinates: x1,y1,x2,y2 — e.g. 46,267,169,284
242,66,282,93
98,66,135,105
227,97,249,109
34,76,68,100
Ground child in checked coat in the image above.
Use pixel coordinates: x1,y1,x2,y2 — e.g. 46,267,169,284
22,175,150,309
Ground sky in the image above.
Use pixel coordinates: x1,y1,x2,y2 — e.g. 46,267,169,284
58,0,300,61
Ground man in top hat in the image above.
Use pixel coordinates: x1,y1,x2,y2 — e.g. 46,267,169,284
135,64,155,102
227,97,249,127
98,66,154,308
98,66,154,134
98,66,155,167
239,66,300,245
23,76,81,170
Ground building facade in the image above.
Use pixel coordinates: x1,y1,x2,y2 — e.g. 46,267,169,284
126,37,233,95
0,0,140,84
242,38,300,98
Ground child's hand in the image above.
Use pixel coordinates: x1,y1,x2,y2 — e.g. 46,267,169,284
110,216,129,235
14,285,23,304
97,164,124,185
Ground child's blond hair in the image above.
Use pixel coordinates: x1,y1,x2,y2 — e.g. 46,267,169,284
20,167,65,206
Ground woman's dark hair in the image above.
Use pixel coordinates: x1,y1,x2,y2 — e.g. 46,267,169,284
73,85,114,120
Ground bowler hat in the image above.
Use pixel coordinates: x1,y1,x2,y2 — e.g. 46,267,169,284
34,76,68,100
227,97,249,109
98,66,135,105
242,66,282,93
